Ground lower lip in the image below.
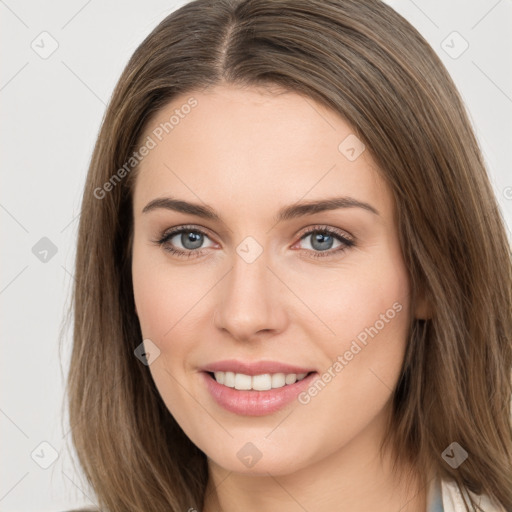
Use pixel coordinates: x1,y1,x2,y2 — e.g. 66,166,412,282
201,371,318,416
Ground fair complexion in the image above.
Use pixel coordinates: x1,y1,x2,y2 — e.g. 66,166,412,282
131,83,430,512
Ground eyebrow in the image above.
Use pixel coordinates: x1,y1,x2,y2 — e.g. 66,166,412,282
142,195,379,222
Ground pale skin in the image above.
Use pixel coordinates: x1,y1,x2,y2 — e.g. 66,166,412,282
131,83,432,512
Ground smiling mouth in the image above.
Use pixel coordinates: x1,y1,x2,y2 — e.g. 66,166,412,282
205,370,315,391
202,369,319,416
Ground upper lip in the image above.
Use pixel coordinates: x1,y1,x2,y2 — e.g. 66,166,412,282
201,359,316,376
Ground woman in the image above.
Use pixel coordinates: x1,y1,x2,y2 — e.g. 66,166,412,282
63,0,512,511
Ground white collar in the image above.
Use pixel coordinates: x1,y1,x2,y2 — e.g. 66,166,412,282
427,477,506,512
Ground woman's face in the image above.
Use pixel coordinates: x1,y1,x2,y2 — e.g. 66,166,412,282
131,83,423,475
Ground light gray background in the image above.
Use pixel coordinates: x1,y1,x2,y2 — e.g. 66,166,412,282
1,1,511,511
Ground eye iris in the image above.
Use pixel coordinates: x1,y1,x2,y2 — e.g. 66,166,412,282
182,231,203,250
311,232,333,251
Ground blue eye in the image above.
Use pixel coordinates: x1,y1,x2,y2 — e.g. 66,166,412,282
296,227,355,258
154,225,215,258
153,224,355,259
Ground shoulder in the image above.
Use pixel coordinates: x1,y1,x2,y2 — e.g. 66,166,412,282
441,478,507,512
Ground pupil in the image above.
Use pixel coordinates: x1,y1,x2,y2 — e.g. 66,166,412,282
182,231,203,249
312,232,333,251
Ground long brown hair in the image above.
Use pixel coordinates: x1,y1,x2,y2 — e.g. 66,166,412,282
62,0,512,510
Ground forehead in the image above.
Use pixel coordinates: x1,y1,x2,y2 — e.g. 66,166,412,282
132,84,394,224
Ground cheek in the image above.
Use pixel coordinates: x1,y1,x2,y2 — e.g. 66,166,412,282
335,268,410,350
299,242,411,402
131,243,214,399
132,261,170,340
290,243,410,351
293,261,410,455
131,246,200,424
132,242,205,341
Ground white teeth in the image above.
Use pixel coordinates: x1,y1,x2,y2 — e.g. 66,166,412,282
211,371,310,390
252,374,272,391
271,373,286,388
234,373,252,390
224,371,235,388
285,373,297,385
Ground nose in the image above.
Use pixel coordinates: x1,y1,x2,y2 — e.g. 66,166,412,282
213,248,287,343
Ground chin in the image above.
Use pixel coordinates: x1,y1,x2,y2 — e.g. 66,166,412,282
201,438,316,476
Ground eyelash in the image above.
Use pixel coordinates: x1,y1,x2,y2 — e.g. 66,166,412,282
153,224,356,260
